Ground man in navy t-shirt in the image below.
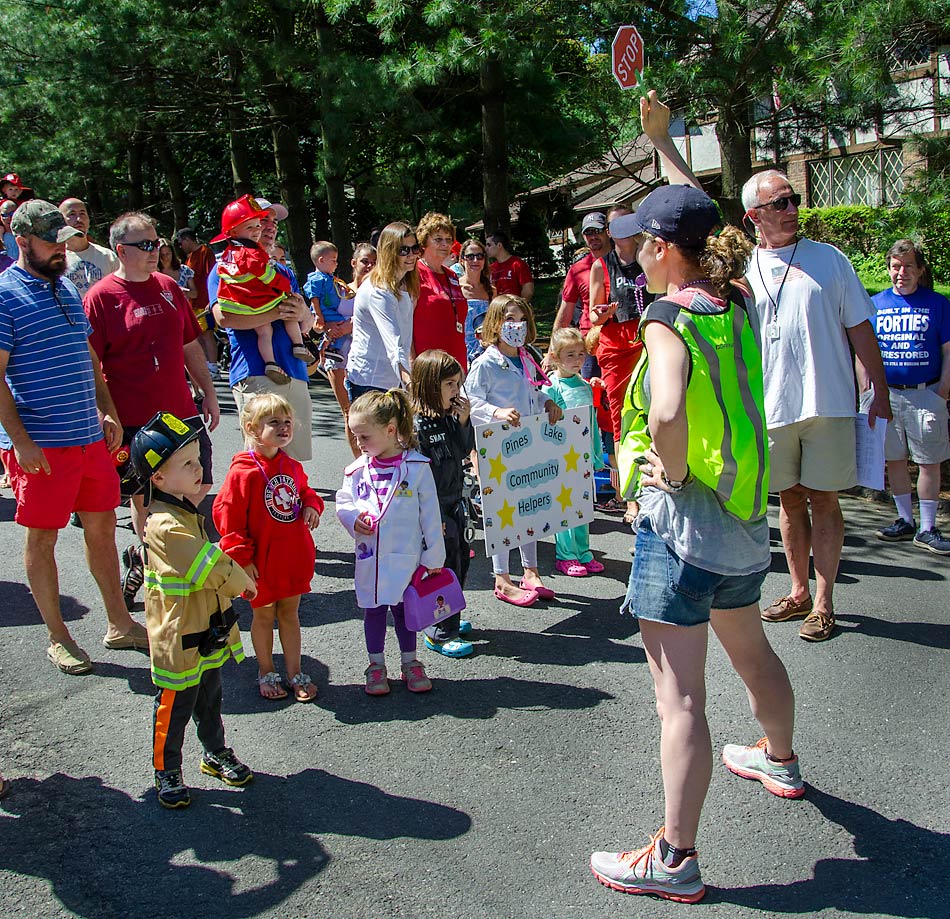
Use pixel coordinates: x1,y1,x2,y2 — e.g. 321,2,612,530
864,239,950,554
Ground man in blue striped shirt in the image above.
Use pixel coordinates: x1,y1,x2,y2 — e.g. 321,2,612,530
0,200,148,675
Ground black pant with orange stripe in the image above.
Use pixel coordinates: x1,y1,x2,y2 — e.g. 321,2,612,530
152,667,226,772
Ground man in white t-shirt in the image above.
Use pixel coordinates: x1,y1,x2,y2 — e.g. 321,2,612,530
743,170,890,643
59,198,119,297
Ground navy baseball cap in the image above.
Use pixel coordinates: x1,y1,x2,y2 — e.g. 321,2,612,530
629,185,721,248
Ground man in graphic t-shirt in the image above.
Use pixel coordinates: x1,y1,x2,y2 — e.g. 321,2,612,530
60,197,119,297
743,169,890,643
486,231,534,300
866,238,950,555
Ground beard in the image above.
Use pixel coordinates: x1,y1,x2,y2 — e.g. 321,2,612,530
21,240,67,281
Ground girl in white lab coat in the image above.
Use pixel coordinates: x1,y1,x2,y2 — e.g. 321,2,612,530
466,295,563,607
336,390,446,696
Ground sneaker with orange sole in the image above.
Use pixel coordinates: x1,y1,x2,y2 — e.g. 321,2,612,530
722,737,805,798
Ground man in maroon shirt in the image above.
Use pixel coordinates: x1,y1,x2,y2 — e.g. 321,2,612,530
86,212,219,607
549,211,611,375
486,231,534,300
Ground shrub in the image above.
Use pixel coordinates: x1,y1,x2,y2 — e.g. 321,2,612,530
798,206,950,285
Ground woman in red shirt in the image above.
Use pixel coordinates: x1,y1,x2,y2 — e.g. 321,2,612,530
412,212,468,370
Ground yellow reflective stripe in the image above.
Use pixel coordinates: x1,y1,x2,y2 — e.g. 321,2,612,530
259,264,277,285
151,646,235,690
220,271,257,283
217,293,286,315
185,541,223,588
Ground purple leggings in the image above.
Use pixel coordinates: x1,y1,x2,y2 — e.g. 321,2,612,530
363,603,416,655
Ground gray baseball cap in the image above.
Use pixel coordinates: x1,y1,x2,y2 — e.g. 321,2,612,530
11,199,83,243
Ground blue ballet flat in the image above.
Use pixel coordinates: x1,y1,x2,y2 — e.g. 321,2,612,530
458,620,473,636
424,635,473,658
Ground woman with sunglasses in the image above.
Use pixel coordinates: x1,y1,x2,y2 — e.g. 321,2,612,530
459,238,494,363
346,222,420,399
412,213,468,371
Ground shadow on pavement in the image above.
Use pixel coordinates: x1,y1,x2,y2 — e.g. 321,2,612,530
0,580,88,627
768,550,945,582
0,768,469,919
711,786,948,917
476,627,644,667
322,674,613,725
835,613,950,650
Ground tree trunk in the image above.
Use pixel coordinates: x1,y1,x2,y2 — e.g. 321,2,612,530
715,102,753,226
154,133,190,230
314,10,352,266
227,52,255,198
128,134,145,211
480,53,509,236
263,6,312,277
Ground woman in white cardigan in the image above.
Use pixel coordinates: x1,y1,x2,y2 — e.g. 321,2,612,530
346,221,420,399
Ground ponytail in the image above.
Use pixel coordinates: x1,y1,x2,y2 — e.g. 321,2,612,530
349,388,418,450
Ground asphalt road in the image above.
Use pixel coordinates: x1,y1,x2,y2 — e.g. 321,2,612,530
0,378,947,919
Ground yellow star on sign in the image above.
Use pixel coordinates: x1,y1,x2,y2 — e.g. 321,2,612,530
488,454,508,484
497,500,516,528
563,445,580,472
556,484,573,512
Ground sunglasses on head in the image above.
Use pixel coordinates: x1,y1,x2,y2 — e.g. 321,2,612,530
397,244,421,257
121,238,161,252
754,193,801,212
462,252,485,261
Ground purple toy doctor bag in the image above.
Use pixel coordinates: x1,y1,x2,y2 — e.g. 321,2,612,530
402,566,466,632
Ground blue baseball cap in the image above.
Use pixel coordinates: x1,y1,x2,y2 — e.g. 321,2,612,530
629,185,721,247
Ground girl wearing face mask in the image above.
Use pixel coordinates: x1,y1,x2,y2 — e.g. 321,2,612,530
467,295,564,606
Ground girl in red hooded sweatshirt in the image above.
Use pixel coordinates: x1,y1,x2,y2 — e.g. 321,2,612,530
213,393,323,703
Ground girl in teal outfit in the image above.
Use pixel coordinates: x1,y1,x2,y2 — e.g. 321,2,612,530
542,328,606,577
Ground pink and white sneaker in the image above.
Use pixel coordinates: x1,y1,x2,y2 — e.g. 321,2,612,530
401,659,432,693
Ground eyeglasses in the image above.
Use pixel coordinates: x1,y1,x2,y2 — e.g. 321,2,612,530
397,244,422,257
753,193,801,212
462,253,485,261
51,286,76,326
120,238,161,252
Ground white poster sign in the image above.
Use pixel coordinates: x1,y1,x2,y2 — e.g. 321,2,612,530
475,412,595,556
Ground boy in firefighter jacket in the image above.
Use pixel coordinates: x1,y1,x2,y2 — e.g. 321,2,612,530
131,412,257,809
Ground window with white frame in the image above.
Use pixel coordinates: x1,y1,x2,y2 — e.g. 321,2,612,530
808,148,904,207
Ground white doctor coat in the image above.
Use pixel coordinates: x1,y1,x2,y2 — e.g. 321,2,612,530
336,450,446,608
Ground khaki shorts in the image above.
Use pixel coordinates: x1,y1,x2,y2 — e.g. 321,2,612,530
232,376,313,462
768,416,856,493
861,385,950,465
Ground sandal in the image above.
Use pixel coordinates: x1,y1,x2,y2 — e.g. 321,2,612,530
595,497,625,514
289,672,317,703
258,671,288,700
263,362,291,385
292,344,318,365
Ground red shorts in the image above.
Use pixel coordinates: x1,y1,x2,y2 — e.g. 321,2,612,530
597,320,643,446
2,440,120,530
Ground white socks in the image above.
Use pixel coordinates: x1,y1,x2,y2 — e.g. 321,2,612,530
893,493,913,524
920,500,938,533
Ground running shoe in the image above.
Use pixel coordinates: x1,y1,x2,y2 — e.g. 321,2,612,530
155,769,191,809
401,659,432,692
722,737,804,798
590,827,705,903
913,527,950,555
364,663,390,696
876,517,916,541
200,748,253,787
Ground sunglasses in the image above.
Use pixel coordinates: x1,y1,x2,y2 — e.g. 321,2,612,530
462,252,485,261
582,227,606,236
397,244,422,257
120,238,162,252
754,193,801,212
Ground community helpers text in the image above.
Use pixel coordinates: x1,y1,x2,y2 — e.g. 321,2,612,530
475,412,595,555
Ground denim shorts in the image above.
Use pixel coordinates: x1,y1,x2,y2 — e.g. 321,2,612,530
622,522,767,627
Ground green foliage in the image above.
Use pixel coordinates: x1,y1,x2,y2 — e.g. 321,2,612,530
799,205,950,285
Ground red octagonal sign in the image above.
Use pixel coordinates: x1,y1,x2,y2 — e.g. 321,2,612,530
612,25,644,90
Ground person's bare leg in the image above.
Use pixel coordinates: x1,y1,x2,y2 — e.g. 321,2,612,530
251,604,278,689
639,619,711,850
328,369,358,457
256,324,277,366
917,463,942,502
711,604,795,758
778,485,813,603
275,596,303,679
886,459,913,500
806,489,844,614
78,510,139,637
282,318,304,348
24,528,70,644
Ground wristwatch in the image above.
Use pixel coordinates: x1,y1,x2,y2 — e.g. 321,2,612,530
661,468,692,492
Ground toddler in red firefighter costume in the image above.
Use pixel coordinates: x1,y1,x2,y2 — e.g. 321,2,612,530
132,412,257,810
213,393,324,702
214,194,312,384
